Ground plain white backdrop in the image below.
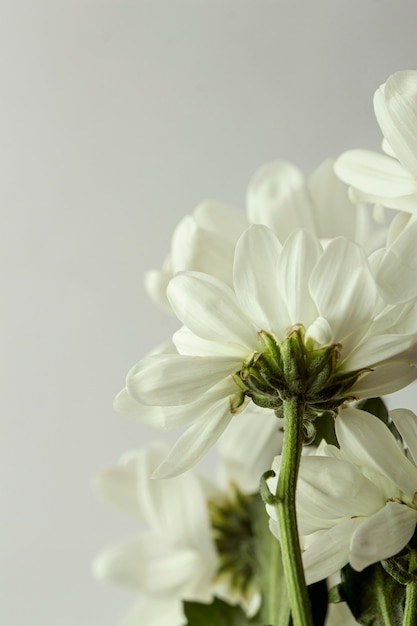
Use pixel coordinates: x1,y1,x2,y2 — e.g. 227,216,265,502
2,1,417,624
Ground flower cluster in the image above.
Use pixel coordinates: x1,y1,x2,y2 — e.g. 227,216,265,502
93,70,417,626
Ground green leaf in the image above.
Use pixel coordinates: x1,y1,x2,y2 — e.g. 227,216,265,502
357,397,389,424
183,597,261,626
311,411,338,447
307,579,328,626
332,562,406,625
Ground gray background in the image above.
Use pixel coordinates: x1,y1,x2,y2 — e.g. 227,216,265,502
2,1,417,624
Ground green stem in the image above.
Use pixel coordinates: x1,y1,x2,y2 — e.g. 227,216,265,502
274,397,313,626
403,552,417,626
374,565,393,625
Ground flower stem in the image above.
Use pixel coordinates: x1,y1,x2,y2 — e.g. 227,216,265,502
403,552,417,626
274,397,313,626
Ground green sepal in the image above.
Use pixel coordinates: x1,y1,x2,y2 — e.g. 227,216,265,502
183,597,262,626
330,562,406,625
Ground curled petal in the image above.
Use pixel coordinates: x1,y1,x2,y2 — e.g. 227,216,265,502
350,502,417,571
152,397,233,478
374,70,417,177
127,354,240,406
302,518,363,585
336,409,417,498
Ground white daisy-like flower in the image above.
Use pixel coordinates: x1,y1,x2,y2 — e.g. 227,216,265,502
92,414,283,624
92,442,218,626
267,407,417,585
146,159,385,309
335,70,417,215
125,223,417,478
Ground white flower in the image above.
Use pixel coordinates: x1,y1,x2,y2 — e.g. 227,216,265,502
92,442,219,626
92,415,282,624
267,407,417,585
146,159,384,309
124,224,417,478
335,70,417,215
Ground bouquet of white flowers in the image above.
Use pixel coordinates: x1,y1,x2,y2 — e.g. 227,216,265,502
93,70,417,626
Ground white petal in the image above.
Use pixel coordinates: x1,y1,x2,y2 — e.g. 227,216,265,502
374,71,417,177
334,149,417,197
113,387,170,427
350,502,417,571
127,354,241,406
246,160,316,236
279,229,321,326
305,316,334,347
234,225,289,336
386,211,412,246
376,221,417,303
173,326,248,359
351,360,417,398
218,404,283,493
308,158,357,240
309,238,376,348
193,200,247,239
170,214,235,285
344,332,417,371
92,465,142,517
390,408,417,465
297,456,384,534
92,536,147,589
121,597,185,626
302,518,363,585
336,409,417,497
152,398,233,478
144,268,171,309
348,187,417,213
168,271,258,348
135,445,217,558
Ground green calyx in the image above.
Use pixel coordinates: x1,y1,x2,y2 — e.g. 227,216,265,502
233,326,366,416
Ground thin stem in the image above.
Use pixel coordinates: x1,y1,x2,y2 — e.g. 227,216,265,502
374,565,393,626
274,397,313,626
403,552,417,626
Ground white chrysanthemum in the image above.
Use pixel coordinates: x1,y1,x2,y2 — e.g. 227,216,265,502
335,70,417,215
146,159,384,309
92,415,283,624
268,407,417,585
124,224,417,478
92,442,218,626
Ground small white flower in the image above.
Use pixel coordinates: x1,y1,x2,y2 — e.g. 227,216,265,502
267,407,417,585
92,416,282,624
335,70,417,215
124,224,417,477
92,442,219,625
146,159,384,309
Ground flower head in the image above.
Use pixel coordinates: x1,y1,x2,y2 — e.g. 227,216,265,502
92,410,282,623
92,442,218,625
267,407,417,585
335,70,417,215
146,159,384,309
123,224,417,477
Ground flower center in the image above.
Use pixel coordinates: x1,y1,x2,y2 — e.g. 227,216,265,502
208,483,257,598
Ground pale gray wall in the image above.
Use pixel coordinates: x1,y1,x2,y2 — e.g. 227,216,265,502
2,2,417,624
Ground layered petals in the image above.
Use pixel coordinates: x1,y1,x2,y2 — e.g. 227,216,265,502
285,408,417,584
335,70,417,215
